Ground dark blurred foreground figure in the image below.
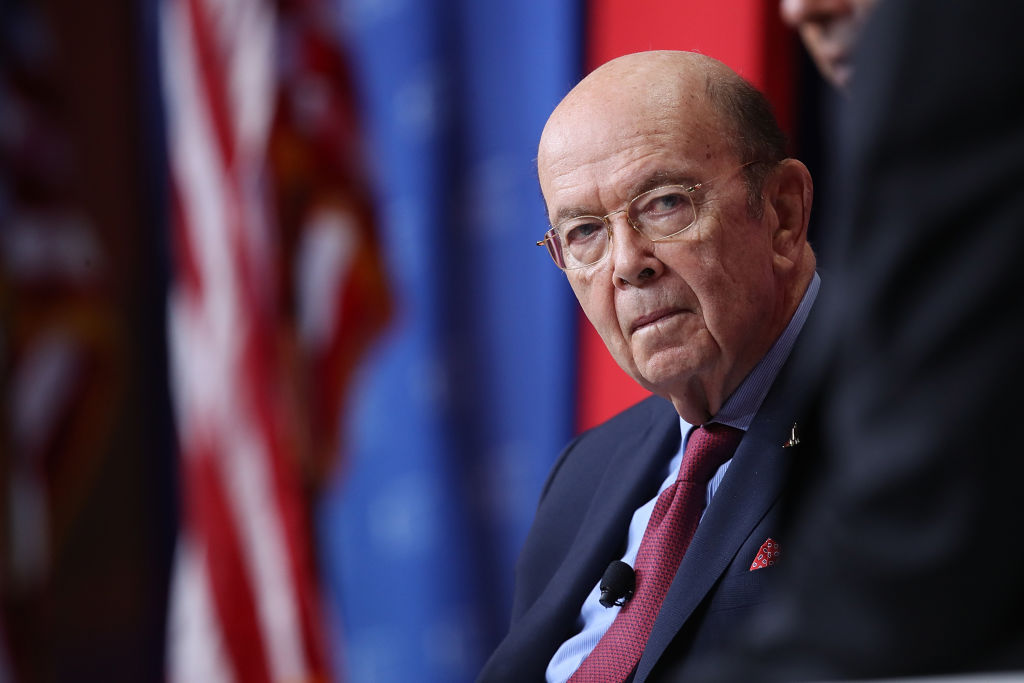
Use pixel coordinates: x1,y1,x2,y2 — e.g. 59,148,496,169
779,0,878,91
697,0,1024,679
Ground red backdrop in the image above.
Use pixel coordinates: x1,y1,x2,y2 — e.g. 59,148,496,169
577,0,797,431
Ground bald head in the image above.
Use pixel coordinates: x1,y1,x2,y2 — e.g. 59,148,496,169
543,51,729,139
539,51,787,217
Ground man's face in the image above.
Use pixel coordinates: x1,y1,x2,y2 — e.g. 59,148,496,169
538,85,784,422
780,0,879,90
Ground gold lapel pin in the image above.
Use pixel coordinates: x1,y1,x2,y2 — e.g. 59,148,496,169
783,422,800,448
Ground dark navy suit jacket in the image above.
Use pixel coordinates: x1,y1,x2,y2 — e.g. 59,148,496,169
479,363,809,682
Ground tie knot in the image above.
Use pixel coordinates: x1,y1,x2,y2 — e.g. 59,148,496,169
679,423,743,484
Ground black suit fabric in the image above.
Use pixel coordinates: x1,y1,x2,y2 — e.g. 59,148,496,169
698,1,1024,679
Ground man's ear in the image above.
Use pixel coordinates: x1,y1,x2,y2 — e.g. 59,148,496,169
766,158,814,264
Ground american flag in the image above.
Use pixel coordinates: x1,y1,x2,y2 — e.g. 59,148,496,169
159,0,389,679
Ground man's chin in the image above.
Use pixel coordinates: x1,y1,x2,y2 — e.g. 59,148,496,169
632,356,699,400
829,61,854,90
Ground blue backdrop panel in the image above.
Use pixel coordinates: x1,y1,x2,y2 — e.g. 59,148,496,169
318,1,581,681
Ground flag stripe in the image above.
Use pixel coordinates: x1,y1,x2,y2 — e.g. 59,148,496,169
184,0,237,169
161,0,327,679
187,443,271,683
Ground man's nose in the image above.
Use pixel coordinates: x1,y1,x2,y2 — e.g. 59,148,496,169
609,215,659,287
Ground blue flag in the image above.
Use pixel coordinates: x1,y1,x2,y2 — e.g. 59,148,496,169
318,1,581,681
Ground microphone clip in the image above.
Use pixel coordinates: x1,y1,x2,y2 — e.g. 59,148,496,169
599,560,636,608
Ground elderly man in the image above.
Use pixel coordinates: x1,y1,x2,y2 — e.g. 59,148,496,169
479,51,817,682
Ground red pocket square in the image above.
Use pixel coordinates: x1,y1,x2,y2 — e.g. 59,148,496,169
749,538,780,571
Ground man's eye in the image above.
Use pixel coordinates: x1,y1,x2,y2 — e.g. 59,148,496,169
564,220,604,244
644,191,688,215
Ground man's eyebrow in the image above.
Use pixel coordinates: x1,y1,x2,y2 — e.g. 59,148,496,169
551,205,602,224
625,169,700,198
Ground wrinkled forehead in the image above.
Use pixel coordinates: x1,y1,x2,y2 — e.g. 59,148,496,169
542,61,716,146
537,74,732,207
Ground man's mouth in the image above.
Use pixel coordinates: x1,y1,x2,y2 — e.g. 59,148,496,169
630,308,684,335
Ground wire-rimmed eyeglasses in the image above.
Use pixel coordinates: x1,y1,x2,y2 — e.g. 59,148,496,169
536,161,760,270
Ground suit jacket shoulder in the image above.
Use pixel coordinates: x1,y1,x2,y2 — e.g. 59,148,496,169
481,395,681,682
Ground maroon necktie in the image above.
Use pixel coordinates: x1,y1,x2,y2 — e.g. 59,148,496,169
569,423,743,683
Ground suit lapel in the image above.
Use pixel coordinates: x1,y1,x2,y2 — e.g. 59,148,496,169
509,398,681,678
633,386,799,682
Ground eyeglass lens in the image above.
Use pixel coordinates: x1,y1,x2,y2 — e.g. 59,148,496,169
550,186,698,269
